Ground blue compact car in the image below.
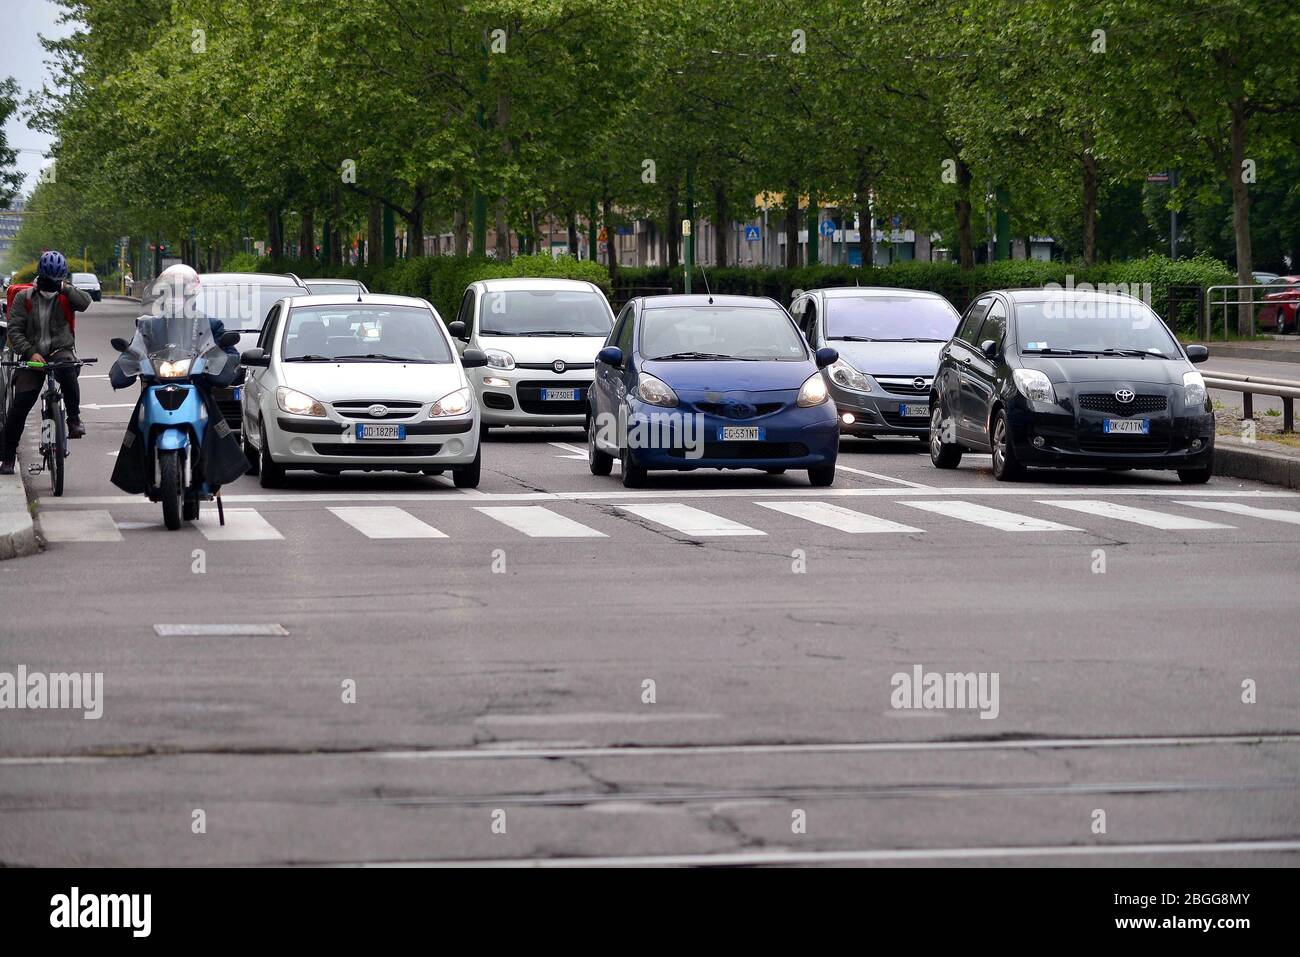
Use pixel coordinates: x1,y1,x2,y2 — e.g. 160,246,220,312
587,294,841,487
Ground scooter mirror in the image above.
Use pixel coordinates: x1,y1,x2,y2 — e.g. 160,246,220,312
110,337,130,352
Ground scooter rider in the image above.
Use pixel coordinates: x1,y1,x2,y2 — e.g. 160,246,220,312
1,251,92,475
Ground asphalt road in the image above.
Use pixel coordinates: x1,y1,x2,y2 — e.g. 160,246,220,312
1,299,1298,866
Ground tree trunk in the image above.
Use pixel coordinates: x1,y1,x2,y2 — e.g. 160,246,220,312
712,183,729,267
602,192,618,286
567,211,578,259
266,207,281,259
666,186,680,269
1081,130,1098,267
299,208,315,262
454,199,468,257
494,89,512,261
784,181,800,268
856,160,872,267
954,159,974,269
408,184,425,258
1229,98,1253,336
368,199,383,266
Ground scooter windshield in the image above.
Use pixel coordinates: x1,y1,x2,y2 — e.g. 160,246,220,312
115,314,231,380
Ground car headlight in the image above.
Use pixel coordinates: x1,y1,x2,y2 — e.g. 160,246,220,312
1182,370,1206,408
1012,368,1056,403
827,358,870,393
157,358,192,379
430,386,472,417
635,373,678,407
276,386,326,416
797,371,831,407
485,349,515,370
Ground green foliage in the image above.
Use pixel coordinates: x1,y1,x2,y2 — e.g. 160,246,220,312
10,257,97,284
221,252,263,273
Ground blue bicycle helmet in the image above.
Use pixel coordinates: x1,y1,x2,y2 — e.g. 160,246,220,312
37,250,69,280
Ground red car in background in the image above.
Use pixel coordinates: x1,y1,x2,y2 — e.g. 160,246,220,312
1258,276,1300,334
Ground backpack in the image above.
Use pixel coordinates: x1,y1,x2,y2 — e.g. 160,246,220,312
7,283,76,335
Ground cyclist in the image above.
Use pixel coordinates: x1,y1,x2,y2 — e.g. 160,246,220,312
1,251,92,475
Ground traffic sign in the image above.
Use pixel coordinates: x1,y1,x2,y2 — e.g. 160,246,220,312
744,225,761,242
818,219,835,238
1146,172,1170,184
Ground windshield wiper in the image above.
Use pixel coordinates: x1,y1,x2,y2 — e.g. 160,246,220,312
284,354,334,362
332,353,423,362
1020,347,1078,355
829,335,875,342
1103,348,1166,358
885,337,948,343
652,351,745,361
514,331,583,337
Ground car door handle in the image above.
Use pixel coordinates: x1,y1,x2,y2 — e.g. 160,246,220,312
962,355,972,363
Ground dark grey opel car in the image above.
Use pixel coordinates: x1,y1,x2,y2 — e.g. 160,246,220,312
929,289,1214,483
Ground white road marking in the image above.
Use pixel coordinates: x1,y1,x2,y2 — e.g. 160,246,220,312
756,500,924,533
78,403,136,410
197,508,283,541
1043,499,1234,530
904,500,1080,531
475,505,606,537
548,441,589,460
478,712,719,726
1177,500,1300,525
328,506,447,539
379,839,1300,867
835,463,935,488
154,623,289,636
38,509,122,542
617,503,765,536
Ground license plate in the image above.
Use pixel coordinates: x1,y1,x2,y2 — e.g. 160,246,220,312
1103,419,1149,435
899,403,929,417
717,426,764,441
356,423,406,440
232,387,242,400
541,388,578,401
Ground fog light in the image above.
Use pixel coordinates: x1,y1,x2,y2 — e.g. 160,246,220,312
483,377,509,388
1032,435,1045,448
1191,438,1202,450
841,412,855,425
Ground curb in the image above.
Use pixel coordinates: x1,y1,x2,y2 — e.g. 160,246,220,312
1199,344,1300,364
0,464,38,560
1214,437,1300,490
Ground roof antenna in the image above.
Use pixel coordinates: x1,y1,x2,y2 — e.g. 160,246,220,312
357,281,363,302
698,263,713,304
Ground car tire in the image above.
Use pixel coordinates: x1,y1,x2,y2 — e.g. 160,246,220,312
481,424,493,440
929,404,962,468
589,425,613,476
454,445,481,488
808,461,836,487
990,409,1026,481
243,429,260,476
258,421,286,488
620,446,647,488
159,449,183,530
1177,447,1214,485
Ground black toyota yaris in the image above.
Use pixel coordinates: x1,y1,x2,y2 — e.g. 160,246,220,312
929,289,1214,483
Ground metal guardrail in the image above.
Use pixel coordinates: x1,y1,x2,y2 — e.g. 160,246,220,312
1203,284,1294,340
1204,370,1298,432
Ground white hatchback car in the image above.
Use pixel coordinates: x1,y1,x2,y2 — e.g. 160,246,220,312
238,294,488,487
449,278,615,433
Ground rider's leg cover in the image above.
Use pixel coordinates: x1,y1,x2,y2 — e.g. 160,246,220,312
110,399,149,494
198,391,249,486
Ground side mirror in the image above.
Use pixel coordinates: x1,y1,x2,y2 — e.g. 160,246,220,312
241,348,270,367
461,348,489,369
111,337,130,353
814,347,839,369
597,346,623,367
218,331,241,349
1185,344,1209,364
448,320,467,340
980,339,999,359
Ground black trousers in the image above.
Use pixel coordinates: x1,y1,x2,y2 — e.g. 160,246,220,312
1,354,81,460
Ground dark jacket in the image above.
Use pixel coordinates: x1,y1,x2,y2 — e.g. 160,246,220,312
7,284,92,358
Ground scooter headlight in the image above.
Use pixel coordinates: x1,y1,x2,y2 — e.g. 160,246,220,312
276,386,326,417
157,358,192,379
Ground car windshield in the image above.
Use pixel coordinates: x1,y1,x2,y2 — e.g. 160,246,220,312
825,295,959,341
198,283,303,329
642,305,808,361
1015,299,1180,356
281,304,452,363
478,289,612,336
306,282,361,295
72,273,98,284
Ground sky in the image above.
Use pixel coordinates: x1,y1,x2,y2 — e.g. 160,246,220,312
3,0,73,201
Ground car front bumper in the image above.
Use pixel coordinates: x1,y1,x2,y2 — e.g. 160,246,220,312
263,413,479,468
472,366,594,426
624,400,840,471
827,381,932,436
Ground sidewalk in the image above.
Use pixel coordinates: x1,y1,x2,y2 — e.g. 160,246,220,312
1215,434,1300,490
0,459,37,559
1196,336,1300,364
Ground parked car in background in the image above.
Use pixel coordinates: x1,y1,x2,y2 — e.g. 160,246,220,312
1257,276,1300,335
304,278,369,296
791,287,960,441
929,289,1214,483
238,294,488,487
195,271,309,431
1253,271,1280,285
589,294,840,487
71,272,102,301
450,278,615,434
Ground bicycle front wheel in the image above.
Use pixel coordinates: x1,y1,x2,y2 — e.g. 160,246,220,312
48,404,66,497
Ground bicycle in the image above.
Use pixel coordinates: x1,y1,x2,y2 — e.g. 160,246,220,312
0,356,97,497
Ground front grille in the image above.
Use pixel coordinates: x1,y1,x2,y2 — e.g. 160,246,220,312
1077,393,1167,415
667,441,810,460
694,401,784,419
1077,434,1170,453
880,408,932,427
874,377,932,396
332,400,423,420
482,393,515,410
311,443,440,457
517,380,590,416
515,361,595,371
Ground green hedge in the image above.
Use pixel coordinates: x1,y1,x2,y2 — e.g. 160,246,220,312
230,253,612,324
10,256,97,284
614,254,1232,332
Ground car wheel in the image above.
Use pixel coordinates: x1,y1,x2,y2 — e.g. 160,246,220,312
480,424,493,440
620,446,647,488
929,404,962,468
243,429,260,475
990,409,1026,481
258,421,286,488
589,424,613,476
453,445,481,488
1177,446,1214,484
808,461,836,487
